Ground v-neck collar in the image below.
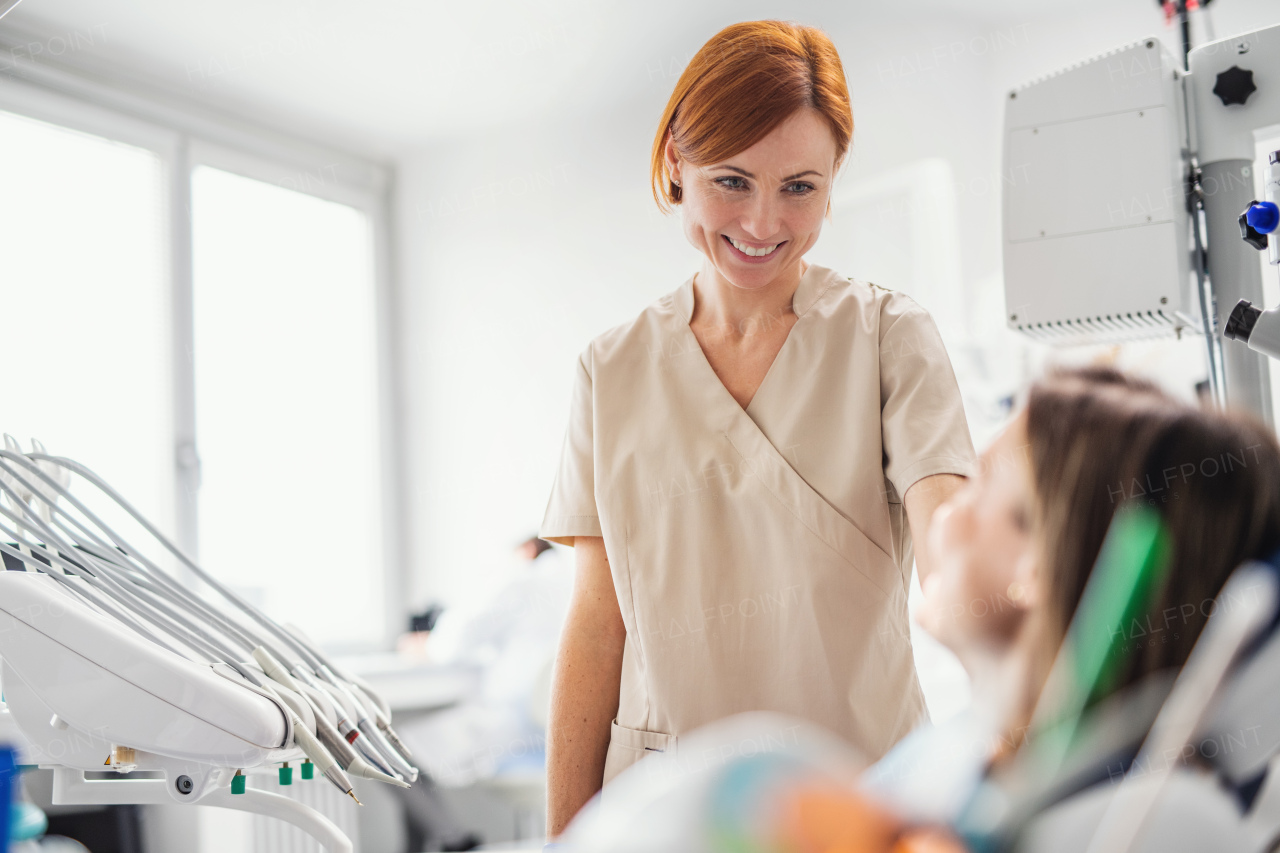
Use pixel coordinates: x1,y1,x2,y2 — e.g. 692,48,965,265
672,262,833,324
671,263,836,418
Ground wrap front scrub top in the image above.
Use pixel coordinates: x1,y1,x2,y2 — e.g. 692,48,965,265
540,262,976,784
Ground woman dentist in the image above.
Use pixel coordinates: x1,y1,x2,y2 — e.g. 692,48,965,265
540,20,976,837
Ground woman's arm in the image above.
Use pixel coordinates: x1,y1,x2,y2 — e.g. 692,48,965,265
904,473,967,584
546,535,627,838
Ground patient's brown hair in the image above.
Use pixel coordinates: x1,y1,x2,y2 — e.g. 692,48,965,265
1024,366,1280,698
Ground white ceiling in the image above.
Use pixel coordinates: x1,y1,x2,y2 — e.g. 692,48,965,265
0,0,1127,159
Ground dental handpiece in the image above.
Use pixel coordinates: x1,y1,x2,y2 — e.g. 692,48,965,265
315,677,401,779
5,450,412,788
253,646,407,787
250,620,407,776
316,664,418,781
352,684,414,763
274,624,416,779
0,489,364,802
287,664,407,786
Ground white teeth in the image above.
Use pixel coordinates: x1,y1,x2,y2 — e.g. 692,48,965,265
728,237,779,257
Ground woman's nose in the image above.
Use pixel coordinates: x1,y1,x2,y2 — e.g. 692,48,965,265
739,192,781,240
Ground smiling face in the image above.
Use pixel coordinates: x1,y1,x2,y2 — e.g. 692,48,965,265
665,107,837,291
916,412,1039,665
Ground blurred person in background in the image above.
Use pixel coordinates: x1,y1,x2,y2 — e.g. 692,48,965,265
400,535,573,785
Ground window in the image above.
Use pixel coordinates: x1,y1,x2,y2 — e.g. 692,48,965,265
0,109,171,534
0,75,394,652
191,166,384,648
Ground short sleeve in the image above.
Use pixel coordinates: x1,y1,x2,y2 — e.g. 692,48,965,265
879,300,977,501
539,348,603,545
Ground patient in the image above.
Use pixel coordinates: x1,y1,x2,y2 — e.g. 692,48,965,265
560,366,1280,851
864,365,1280,823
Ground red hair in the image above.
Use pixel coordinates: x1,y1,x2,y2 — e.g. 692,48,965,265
650,21,853,213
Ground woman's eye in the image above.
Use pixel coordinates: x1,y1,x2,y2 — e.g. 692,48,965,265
716,176,747,190
785,182,816,194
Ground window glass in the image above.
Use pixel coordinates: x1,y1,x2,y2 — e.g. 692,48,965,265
0,109,171,536
192,165,383,649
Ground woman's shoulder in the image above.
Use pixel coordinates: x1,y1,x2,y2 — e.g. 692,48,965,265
810,266,932,337
579,280,690,367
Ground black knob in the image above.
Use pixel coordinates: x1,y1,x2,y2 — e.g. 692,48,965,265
175,775,194,795
1213,66,1256,106
1240,201,1269,250
1225,300,1261,342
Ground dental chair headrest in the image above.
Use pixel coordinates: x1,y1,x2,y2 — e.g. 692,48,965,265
1196,549,1280,790
967,554,1280,850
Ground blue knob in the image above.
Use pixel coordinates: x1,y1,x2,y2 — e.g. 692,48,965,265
1247,201,1280,235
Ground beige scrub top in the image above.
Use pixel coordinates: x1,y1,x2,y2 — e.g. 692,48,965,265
540,262,976,784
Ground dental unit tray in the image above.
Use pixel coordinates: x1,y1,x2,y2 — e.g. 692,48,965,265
0,436,418,853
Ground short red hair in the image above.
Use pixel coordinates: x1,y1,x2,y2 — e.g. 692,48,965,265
650,21,853,213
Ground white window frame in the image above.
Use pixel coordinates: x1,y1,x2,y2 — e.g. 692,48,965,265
0,58,405,652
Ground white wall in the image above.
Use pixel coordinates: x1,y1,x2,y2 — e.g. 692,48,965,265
395,2,1280,609
396,107,672,606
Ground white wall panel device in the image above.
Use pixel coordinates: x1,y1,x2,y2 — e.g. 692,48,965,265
1003,39,1192,345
